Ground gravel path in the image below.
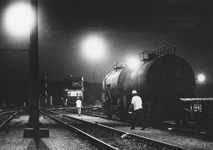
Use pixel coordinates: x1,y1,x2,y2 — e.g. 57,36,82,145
0,115,96,150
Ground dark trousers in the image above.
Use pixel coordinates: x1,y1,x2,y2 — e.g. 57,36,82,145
131,108,145,129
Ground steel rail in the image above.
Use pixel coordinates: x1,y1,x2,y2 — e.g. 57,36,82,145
0,110,19,116
71,115,187,150
42,111,119,150
83,109,212,140
46,110,187,150
0,112,18,128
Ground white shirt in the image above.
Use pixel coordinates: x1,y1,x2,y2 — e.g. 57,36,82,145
131,95,142,110
76,100,82,108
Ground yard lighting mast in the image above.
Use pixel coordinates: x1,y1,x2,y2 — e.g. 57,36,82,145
4,0,49,138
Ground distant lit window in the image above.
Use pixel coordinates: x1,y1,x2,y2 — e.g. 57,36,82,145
67,91,82,97
72,82,82,87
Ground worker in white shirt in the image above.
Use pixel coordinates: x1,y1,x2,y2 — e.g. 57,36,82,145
76,97,83,116
128,90,145,130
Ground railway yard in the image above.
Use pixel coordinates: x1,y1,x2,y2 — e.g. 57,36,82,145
0,1,212,150
0,107,212,150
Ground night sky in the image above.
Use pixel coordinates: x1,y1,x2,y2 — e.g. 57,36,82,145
0,0,212,83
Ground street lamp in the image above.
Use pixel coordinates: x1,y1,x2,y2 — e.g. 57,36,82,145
197,74,206,83
82,34,106,100
82,34,106,80
82,35,106,60
4,2,34,37
4,1,49,138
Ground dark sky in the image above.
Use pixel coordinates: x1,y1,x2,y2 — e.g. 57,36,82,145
0,0,212,83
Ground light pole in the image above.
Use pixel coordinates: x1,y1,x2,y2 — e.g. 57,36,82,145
29,0,40,136
4,1,49,138
27,0,49,138
82,34,106,100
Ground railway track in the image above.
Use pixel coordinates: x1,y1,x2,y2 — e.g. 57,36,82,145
43,109,186,150
76,107,213,140
42,110,119,150
0,110,19,128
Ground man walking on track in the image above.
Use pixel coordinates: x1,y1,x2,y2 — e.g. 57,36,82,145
76,97,83,116
128,90,145,130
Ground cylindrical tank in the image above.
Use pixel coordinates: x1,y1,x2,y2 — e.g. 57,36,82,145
103,54,195,103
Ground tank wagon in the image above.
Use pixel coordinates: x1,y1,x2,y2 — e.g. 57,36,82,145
102,46,195,123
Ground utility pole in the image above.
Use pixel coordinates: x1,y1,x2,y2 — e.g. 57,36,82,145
30,0,39,133
24,0,49,138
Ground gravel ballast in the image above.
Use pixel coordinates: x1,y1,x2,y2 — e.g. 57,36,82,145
0,115,96,150
66,113,213,150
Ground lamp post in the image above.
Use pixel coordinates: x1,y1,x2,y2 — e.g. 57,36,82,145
4,1,35,122
82,35,106,99
4,0,49,138
27,0,49,138
28,0,39,135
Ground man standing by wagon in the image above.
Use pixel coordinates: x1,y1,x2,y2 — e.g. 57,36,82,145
128,90,145,130
76,97,83,116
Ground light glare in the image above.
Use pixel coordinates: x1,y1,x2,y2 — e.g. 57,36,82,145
127,57,140,69
5,3,34,36
82,36,105,60
197,74,205,82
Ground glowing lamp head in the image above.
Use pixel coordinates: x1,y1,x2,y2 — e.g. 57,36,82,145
4,3,34,36
82,35,106,60
127,57,140,69
197,74,205,83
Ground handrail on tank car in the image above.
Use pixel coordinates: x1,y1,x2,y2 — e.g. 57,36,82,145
104,61,127,80
103,61,128,100
140,45,176,61
102,62,121,101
